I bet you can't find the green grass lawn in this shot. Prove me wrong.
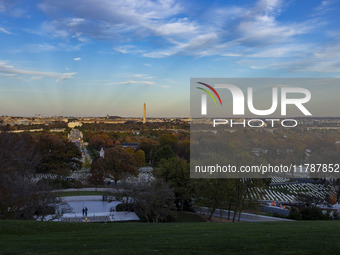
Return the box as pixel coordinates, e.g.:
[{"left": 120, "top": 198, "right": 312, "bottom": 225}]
[
  {"left": 172, "top": 211, "right": 206, "bottom": 222},
  {"left": 0, "top": 221, "right": 339, "bottom": 255}
]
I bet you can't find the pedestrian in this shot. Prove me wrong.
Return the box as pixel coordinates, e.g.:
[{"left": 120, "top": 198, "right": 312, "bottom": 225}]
[
  {"left": 82, "top": 207, "right": 85, "bottom": 216},
  {"left": 85, "top": 207, "right": 88, "bottom": 216}
]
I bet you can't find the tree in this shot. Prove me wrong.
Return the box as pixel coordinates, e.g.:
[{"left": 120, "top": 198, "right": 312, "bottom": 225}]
[
  {"left": 0, "top": 132, "right": 59, "bottom": 220},
  {"left": 329, "top": 178, "right": 340, "bottom": 203},
  {"left": 91, "top": 146, "right": 138, "bottom": 184},
  {"left": 156, "top": 156, "right": 192, "bottom": 211},
  {"left": 135, "top": 149, "right": 146, "bottom": 167},
  {"left": 83, "top": 155, "right": 91, "bottom": 170},
  {"left": 194, "top": 179, "right": 234, "bottom": 220},
  {"left": 88, "top": 133, "right": 113, "bottom": 150},
  {"left": 118, "top": 178, "right": 175, "bottom": 223},
  {"left": 152, "top": 145, "right": 176, "bottom": 166},
  {"left": 125, "top": 147, "right": 135, "bottom": 155},
  {"left": 230, "top": 179, "right": 268, "bottom": 222},
  {"left": 88, "top": 159, "right": 105, "bottom": 188},
  {"left": 159, "top": 134, "right": 178, "bottom": 152},
  {"left": 35, "top": 134, "right": 82, "bottom": 175},
  {"left": 139, "top": 138, "right": 155, "bottom": 165}
]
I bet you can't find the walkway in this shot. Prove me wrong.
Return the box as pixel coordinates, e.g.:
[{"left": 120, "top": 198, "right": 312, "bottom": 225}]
[{"left": 196, "top": 207, "right": 294, "bottom": 222}]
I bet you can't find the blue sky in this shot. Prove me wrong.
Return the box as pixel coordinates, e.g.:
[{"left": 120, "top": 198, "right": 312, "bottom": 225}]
[{"left": 0, "top": 0, "right": 340, "bottom": 117}]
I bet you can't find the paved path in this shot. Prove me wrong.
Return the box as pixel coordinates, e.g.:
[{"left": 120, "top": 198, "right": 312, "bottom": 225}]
[
  {"left": 62, "top": 216, "right": 111, "bottom": 222},
  {"left": 196, "top": 207, "right": 294, "bottom": 222},
  {"left": 57, "top": 196, "right": 140, "bottom": 222},
  {"left": 52, "top": 187, "right": 121, "bottom": 193}
]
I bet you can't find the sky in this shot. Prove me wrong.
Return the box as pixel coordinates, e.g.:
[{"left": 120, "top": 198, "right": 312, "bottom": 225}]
[{"left": 0, "top": 0, "right": 340, "bottom": 117}]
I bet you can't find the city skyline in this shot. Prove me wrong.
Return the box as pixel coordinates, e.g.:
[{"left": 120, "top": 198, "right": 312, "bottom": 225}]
[{"left": 1, "top": 0, "right": 340, "bottom": 117}]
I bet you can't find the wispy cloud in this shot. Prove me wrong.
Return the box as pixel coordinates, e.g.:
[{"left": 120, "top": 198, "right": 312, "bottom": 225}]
[
  {"left": 119, "top": 80, "right": 155, "bottom": 86},
  {"left": 88, "top": 74, "right": 173, "bottom": 89},
  {"left": 131, "top": 74, "right": 154, "bottom": 79},
  {"left": 245, "top": 34, "right": 340, "bottom": 73},
  {"left": 0, "top": 27, "right": 11, "bottom": 34},
  {"left": 17, "top": 0, "right": 337, "bottom": 73},
  {"left": 0, "top": 0, "right": 29, "bottom": 18},
  {"left": 25, "top": 43, "right": 57, "bottom": 52},
  {"left": 313, "top": 0, "right": 336, "bottom": 16},
  {"left": 0, "top": 60, "right": 76, "bottom": 81},
  {"left": 73, "top": 57, "right": 81, "bottom": 61},
  {"left": 0, "top": 72, "right": 19, "bottom": 78},
  {"left": 37, "top": 0, "right": 326, "bottom": 58},
  {"left": 113, "top": 45, "right": 144, "bottom": 55}
]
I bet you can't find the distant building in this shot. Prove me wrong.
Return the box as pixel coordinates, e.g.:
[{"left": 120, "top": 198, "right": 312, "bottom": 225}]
[
  {"left": 121, "top": 143, "right": 139, "bottom": 150},
  {"left": 68, "top": 129, "right": 83, "bottom": 140},
  {"left": 50, "top": 128, "right": 66, "bottom": 132},
  {"left": 68, "top": 121, "right": 82, "bottom": 128},
  {"left": 143, "top": 103, "right": 146, "bottom": 124}
]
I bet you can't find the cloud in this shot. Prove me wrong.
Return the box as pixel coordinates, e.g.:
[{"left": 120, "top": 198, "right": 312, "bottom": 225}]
[
  {"left": 0, "top": 27, "right": 11, "bottom": 34},
  {"left": 247, "top": 44, "right": 313, "bottom": 58},
  {"left": 25, "top": 43, "right": 57, "bottom": 52},
  {"left": 313, "top": 0, "right": 336, "bottom": 16},
  {"left": 35, "top": 0, "right": 339, "bottom": 74},
  {"left": 131, "top": 74, "right": 153, "bottom": 79},
  {"left": 0, "top": 72, "right": 19, "bottom": 78},
  {"left": 39, "top": 0, "right": 190, "bottom": 41},
  {"left": 119, "top": 80, "right": 155, "bottom": 86},
  {"left": 73, "top": 57, "right": 81, "bottom": 61},
  {"left": 0, "top": 0, "right": 29, "bottom": 18},
  {"left": 31, "top": 76, "right": 44, "bottom": 80},
  {"left": 113, "top": 45, "right": 144, "bottom": 54},
  {"left": 0, "top": 60, "right": 76, "bottom": 81},
  {"left": 243, "top": 34, "right": 340, "bottom": 73},
  {"left": 0, "top": 0, "right": 10, "bottom": 12}
]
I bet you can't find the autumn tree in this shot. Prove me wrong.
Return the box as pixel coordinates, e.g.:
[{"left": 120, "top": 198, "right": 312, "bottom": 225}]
[
  {"left": 88, "top": 158, "right": 106, "bottom": 188},
  {"left": 159, "top": 134, "right": 178, "bottom": 152},
  {"left": 35, "top": 134, "right": 82, "bottom": 175},
  {"left": 88, "top": 133, "right": 113, "bottom": 150},
  {"left": 83, "top": 155, "right": 91, "bottom": 170},
  {"left": 90, "top": 146, "right": 138, "bottom": 184},
  {"left": 139, "top": 138, "right": 156, "bottom": 165},
  {"left": 135, "top": 149, "right": 146, "bottom": 167}
]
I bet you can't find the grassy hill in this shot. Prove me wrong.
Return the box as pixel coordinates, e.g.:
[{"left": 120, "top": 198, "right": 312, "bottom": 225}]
[{"left": 1, "top": 220, "right": 340, "bottom": 254}]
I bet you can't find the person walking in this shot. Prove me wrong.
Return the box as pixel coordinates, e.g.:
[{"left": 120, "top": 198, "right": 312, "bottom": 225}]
[{"left": 85, "top": 207, "right": 88, "bottom": 216}]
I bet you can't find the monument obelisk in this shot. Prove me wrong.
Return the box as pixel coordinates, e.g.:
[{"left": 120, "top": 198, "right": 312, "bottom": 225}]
[{"left": 143, "top": 103, "right": 146, "bottom": 124}]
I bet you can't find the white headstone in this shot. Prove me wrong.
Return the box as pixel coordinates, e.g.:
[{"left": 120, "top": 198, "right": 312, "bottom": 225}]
[{"left": 99, "top": 148, "right": 105, "bottom": 158}]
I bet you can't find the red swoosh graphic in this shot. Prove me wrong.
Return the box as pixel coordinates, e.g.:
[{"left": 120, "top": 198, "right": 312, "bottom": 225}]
[{"left": 197, "top": 82, "right": 222, "bottom": 106}]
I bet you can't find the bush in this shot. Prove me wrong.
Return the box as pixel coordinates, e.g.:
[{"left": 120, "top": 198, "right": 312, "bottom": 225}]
[
  {"left": 48, "top": 178, "right": 83, "bottom": 189},
  {"left": 289, "top": 206, "right": 331, "bottom": 220},
  {"left": 272, "top": 212, "right": 282, "bottom": 218},
  {"left": 116, "top": 203, "right": 134, "bottom": 212},
  {"left": 300, "top": 207, "right": 331, "bottom": 220},
  {"left": 289, "top": 207, "right": 301, "bottom": 220}
]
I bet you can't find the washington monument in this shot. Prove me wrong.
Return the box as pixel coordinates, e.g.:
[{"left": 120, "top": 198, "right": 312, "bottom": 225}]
[{"left": 143, "top": 103, "right": 146, "bottom": 124}]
